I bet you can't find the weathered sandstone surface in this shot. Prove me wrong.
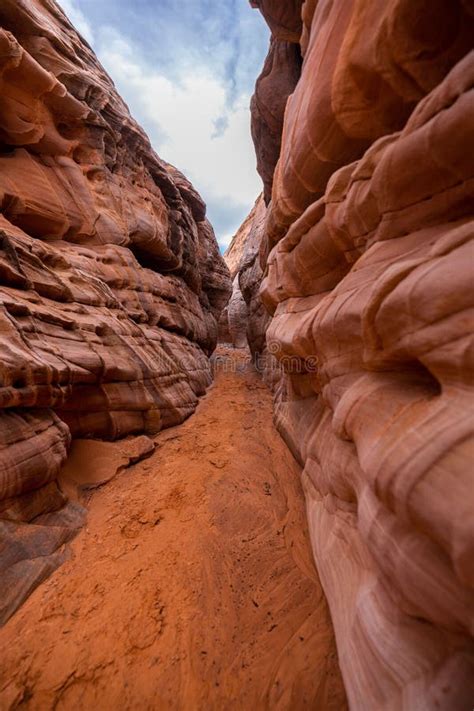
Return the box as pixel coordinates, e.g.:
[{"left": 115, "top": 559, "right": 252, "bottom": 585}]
[
  {"left": 224, "top": 277, "right": 248, "bottom": 349},
  {"left": 219, "top": 197, "right": 274, "bottom": 378},
  {"left": 249, "top": 1, "right": 474, "bottom": 709},
  {"left": 219, "top": 202, "right": 257, "bottom": 349},
  {"left": 249, "top": 1, "right": 302, "bottom": 204},
  {"left": 218, "top": 214, "right": 250, "bottom": 349},
  {"left": 0, "top": 0, "right": 230, "bottom": 624},
  {"left": 251, "top": 39, "right": 301, "bottom": 204}
]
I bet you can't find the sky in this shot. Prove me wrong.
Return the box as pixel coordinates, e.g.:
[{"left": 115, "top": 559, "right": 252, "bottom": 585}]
[{"left": 58, "top": 0, "right": 269, "bottom": 252}]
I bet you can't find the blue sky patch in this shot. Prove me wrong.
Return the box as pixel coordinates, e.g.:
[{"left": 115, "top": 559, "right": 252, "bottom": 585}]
[{"left": 59, "top": 0, "right": 269, "bottom": 251}]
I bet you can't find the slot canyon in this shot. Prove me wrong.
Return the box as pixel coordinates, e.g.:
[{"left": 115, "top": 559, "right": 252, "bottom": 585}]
[{"left": 0, "top": 1, "right": 473, "bottom": 709}]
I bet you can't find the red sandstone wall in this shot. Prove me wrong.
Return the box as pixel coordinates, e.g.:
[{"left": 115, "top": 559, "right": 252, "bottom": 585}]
[
  {"left": 0, "top": 0, "right": 231, "bottom": 624},
  {"left": 249, "top": 1, "right": 474, "bottom": 708}
]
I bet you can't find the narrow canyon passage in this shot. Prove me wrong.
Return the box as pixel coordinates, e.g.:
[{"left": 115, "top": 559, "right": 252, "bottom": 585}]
[{"left": 0, "top": 348, "right": 346, "bottom": 711}]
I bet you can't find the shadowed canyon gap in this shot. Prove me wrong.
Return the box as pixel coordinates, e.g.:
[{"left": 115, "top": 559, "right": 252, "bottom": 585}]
[{"left": 1, "top": 1, "right": 474, "bottom": 710}]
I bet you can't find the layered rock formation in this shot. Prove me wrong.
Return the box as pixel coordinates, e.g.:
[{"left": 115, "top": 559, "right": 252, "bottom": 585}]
[
  {"left": 0, "top": 0, "right": 230, "bottom": 624},
  {"left": 218, "top": 212, "right": 251, "bottom": 349},
  {"left": 251, "top": 39, "right": 301, "bottom": 203},
  {"left": 220, "top": 196, "right": 284, "bottom": 389},
  {"left": 236, "top": 196, "right": 268, "bottom": 360},
  {"left": 250, "top": 2, "right": 302, "bottom": 204},
  {"left": 249, "top": 1, "right": 474, "bottom": 709},
  {"left": 219, "top": 202, "right": 256, "bottom": 349}
]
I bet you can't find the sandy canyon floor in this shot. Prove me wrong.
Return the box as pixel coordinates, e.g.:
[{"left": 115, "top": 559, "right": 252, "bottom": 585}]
[{"left": 0, "top": 348, "right": 346, "bottom": 710}]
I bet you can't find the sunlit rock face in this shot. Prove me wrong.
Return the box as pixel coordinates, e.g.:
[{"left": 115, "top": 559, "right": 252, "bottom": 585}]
[
  {"left": 0, "top": 0, "right": 231, "bottom": 624},
  {"left": 250, "top": 1, "right": 474, "bottom": 708}
]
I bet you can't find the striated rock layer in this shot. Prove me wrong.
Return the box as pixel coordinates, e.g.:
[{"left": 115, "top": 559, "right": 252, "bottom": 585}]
[
  {"left": 251, "top": 39, "right": 301, "bottom": 204},
  {"left": 0, "top": 0, "right": 231, "bottom": 624},
  {"left": 249, "top": 1, "right": 474, "bottom": 709},
  {"left": 219, "top": 202, "right": 256, "bottom": 350},
  {"left": 217, "top": 210, "right": 252, "bottom": 349}
]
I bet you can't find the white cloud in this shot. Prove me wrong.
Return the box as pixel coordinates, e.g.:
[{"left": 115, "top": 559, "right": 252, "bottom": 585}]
[
  {"left": 218, "top": 233, "right": 234, "bottom": 253},
  {"left": 96, "top": 29, "right": 261, "bottom": 216},
  {"left": 58, "top": 0, "right": 94, "bottom": 44},
  {"left": 56, "top": 5, "right": 264, "bottom": 251}
]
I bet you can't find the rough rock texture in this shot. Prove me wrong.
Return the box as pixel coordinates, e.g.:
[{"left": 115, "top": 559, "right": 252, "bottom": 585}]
[
  {"left": 218, "top": 205, "right": 256, "bottom": 349},
  {"left": 250, "top": 1, "right": 303, "bottom": 43},
  {"left": 251, "top": 38, "right": 301, "bottom": 203},
  {"left": 219, "top": 197, "right": 268, "bottom": 358},
  {"left": 220, "top": 197, "right": 282, "bottom": 387},
  {"left": 0, "top": 348, "right": 347, "bottom": 710},
  {"left": 59, "top": 436, "right": 156, "bottom": 499},
  {"left": 236, "top": 197, "right": 280, "bottom": 388},
  {"left": 217, "top": 210, "right": 251, "bottom": 348},
  {"left": 265, "top": 0, "right": 474, "bottom": 245},
  {"left": 225, "top": 276, "right": 248, "bottom": 349},
  {"left": 248, "top": 2, "right": 302, "bottom": 204},
  {"left": 0, "top": 0, "right": 230, "bottom": 624},
  {"left": 249, "top": 1, "right": 474, "bottom": 709}
]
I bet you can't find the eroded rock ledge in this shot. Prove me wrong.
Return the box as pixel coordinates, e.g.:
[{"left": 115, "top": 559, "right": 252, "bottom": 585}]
[
  {"left": 0, "top": 0, "right": 231, "bottom": 624},
  {"left": 246, "top": 1, "right": 474, "bottom": 709}
]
